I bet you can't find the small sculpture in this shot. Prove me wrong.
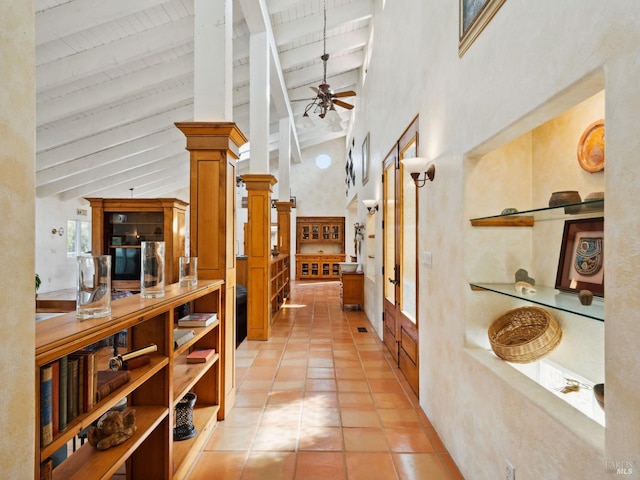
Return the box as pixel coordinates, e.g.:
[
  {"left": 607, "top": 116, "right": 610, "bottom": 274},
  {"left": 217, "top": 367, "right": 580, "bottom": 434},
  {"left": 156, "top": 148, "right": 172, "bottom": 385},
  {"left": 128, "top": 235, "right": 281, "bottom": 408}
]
[
  {"left": 88, "top": 409, "right": 137, "bottom": 451},
  {"left": 579, "top": 289, "right": 593, "bottom": 306},
  {"left": 514, "top": 269, "right": 535, "bottom": 286},
  {"left": 515, "top": 281, "right": 536, "bottom": 294}
]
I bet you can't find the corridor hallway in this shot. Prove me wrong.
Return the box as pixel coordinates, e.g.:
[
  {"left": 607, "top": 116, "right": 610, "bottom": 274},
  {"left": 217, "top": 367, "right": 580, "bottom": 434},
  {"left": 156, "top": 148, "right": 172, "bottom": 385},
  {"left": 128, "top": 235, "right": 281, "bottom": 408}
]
[{"left": 186, "top": 281, "right": 463, "bottom": 480}]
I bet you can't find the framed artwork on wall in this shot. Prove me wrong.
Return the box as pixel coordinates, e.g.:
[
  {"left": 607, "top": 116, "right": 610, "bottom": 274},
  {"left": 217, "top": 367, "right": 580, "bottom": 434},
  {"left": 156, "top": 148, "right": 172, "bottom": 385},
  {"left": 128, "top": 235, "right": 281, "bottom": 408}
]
[
  {"left": 362, "top": 133, "right": 370, "bottom": 186},
  {"left": 459, "top": 0, "right": 507, "bottom": 57},
  {"left": 555, "top": 217, "right": 605, "bottom": 297}
]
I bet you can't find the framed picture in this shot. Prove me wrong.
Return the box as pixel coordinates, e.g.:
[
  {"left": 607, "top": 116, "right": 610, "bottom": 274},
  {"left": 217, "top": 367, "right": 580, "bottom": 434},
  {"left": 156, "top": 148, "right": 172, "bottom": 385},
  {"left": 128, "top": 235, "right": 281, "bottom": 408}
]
[
  {"left": 555, "top": 217, "right": 604, "bottom": 297},
  {"left": 362, "top": 133, "right": 370, "bottom": 186},
  {"left": 459, "top": 0, "right": 507, "bottom": 57}
]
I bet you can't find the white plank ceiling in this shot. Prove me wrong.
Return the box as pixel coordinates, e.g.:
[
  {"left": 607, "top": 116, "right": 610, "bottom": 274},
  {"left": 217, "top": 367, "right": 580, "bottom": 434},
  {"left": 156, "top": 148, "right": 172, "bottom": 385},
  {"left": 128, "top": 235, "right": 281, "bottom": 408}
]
[{"left": 35, "top": 0, "right": 376, "bottom": 199}]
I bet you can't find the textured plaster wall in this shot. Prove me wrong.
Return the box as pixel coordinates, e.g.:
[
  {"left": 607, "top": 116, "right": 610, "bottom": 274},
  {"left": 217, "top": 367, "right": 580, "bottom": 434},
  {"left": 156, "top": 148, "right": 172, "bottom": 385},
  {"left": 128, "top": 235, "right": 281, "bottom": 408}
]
[
  {"left": 35, "top": 197, "right": 89, "bottom": 293},
  {"left": 0, "top": 2, "right": 35, "bottom": 478},
  {"left": 290, "top": 139, "right": 346, "bottom": 217},
  {"left": 348, "top": 0, "right": 640, "bottom": 478}
]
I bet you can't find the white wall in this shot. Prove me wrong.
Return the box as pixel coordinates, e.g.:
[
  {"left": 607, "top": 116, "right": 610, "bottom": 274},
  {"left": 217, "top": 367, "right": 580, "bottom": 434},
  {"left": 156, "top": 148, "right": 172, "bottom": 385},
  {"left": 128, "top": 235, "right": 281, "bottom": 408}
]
[
  {"left": 35, "top": 197, "right": 89, "bottom": 293},
  {"left": 291, "top": 139, "right": 346, "bottom": 217},
  {"left": 0, "top": 2, "right": 35, "bottom": 477},
  {"left": 348, "top": 0, "right": 640, "bottom": 478}
]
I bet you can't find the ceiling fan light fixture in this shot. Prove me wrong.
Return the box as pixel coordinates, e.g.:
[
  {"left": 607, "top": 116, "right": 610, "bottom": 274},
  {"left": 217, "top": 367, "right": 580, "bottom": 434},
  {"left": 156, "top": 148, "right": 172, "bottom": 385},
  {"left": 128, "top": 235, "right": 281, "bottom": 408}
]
[
  {"left": 295, "top": 0, "right": 356, "bottom": 125},
  {"left": 326, "top": 106, "right": 340, "bottom": 124},
  {"left": 302, "top": 112, "right": 315, "bottom": 128}
]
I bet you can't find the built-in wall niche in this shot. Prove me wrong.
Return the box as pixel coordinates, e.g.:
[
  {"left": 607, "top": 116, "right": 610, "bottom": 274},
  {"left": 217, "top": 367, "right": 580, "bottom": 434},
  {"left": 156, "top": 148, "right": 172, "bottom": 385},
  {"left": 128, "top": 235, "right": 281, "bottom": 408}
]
[{"left": 464, "top": 90, "right": 605, "bottom": 426}]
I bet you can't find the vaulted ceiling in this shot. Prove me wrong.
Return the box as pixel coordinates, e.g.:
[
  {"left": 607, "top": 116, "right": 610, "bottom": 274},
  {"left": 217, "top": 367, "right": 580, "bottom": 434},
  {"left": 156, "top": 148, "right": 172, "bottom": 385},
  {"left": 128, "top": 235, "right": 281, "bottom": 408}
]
[{"left": 35, "top": 0, "right": 376, "bottom": 200}]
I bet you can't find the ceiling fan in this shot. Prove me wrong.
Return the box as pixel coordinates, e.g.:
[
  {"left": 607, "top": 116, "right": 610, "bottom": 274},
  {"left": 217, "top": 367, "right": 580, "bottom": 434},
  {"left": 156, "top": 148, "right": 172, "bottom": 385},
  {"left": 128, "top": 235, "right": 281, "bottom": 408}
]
[{"left": 294, "top": 0, "right": 356, "bottom": 128}]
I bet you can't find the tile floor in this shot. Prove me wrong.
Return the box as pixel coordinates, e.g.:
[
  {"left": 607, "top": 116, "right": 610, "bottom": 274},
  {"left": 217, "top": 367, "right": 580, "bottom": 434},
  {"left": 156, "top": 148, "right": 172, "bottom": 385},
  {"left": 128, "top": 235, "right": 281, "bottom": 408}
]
[{"left": 186, "top": 281, "right": 464, "bottom": 480}]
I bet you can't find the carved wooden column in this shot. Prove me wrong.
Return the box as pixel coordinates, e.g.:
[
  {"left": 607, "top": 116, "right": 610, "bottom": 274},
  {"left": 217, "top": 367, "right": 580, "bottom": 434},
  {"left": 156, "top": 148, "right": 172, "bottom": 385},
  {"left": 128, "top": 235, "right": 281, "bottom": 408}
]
[
  {"left": 275, "top": 201, "right": 293, "bottom": 255},
  {"left": 175, "top": 121, "right": 247, "bottom": 417},
  {"left": 242, "top": 174, "right": 277, "bottom": 340}
]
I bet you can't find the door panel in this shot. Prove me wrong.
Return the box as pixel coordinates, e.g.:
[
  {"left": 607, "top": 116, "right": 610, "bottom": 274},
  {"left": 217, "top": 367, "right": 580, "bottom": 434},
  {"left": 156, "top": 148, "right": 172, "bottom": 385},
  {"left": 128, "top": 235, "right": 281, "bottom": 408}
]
[
  {"left": 397, "top": 122, "right": 420, "bottom": 395},
  {"left": 383, "top": 298, "right": 398, "bottom": 359},
  {"left": 400, "top": 325, "right": 418, "bottom": 364},
  {"left": 382, "top": 148, "right": 399, "bottom": 361}
]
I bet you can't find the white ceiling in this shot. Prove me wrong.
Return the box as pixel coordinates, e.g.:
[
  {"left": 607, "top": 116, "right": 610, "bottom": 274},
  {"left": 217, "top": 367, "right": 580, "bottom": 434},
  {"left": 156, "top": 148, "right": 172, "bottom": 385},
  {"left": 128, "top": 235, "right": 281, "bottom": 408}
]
[{"left": 35, "top": 0, "right": 376, "bottom": 200}]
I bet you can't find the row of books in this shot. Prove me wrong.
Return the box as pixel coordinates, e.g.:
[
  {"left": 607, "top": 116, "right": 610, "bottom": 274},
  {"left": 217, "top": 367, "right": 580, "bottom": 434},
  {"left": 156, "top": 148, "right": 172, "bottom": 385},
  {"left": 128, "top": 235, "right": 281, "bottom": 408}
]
[{"left": 40, "top": 352, "right": 131, "bottom": 447}]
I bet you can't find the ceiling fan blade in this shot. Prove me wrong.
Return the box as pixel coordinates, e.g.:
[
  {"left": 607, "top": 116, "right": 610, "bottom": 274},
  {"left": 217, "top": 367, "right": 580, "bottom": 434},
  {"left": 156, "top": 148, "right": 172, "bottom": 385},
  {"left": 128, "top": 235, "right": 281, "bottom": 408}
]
[
  {"left": 332, "top": 90, "right": 356, "bottom": 98},
  {"left": 333, "top": 99, "right": 354, "bottom": 110},
  {"left": 310, "top": 86, "right": 319, "bottom": 94}
]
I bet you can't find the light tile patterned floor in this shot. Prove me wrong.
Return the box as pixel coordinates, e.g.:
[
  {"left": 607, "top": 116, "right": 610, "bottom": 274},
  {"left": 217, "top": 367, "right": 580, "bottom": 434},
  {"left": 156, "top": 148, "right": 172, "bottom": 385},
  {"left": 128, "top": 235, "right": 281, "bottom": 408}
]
[{"left": 186, "top": 281, "right": 463, "bottom": 480}]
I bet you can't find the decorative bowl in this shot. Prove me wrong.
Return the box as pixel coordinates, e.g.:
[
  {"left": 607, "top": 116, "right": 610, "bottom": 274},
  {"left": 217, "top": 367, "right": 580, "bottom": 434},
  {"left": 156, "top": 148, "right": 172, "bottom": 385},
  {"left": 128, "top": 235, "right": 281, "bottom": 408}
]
[
  {"left": 338, "top": 262, "right": 359, "bottom": 273},
  {"left": 593, "top": 383, "right": 604, "bottom": 410},
  {"left": 582, "top": 191, "right": 604, "bottom": 211},
  {"left": 548, "top": 191, "right": 582, "bottom": 214}
]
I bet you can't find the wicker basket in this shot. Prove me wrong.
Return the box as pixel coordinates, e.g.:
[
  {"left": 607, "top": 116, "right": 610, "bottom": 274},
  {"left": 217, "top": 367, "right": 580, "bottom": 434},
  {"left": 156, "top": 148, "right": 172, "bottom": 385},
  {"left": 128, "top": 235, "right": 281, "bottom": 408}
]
[{"left": 488, "top": 306, "right": 562, "bottom": 363}]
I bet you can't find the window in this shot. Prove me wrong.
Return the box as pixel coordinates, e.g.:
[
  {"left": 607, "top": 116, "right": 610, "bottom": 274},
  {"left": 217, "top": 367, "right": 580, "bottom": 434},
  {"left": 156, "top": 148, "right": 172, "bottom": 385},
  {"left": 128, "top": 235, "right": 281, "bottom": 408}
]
[{"left": 67, "top": 220, "right": 91, "bottom": 257}]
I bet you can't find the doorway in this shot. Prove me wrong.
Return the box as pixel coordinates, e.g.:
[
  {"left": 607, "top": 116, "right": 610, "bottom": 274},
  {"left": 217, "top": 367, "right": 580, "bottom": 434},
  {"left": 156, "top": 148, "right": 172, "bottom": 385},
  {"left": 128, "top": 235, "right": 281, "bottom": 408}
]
[{"left": 382, "top": 116, "right": 420, "bottom": 395}]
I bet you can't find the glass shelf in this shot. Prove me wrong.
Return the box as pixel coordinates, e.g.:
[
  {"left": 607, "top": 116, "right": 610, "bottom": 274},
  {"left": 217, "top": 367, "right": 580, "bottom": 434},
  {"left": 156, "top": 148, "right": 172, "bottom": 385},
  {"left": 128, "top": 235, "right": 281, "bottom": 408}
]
[
  {"left": 470, "top": 199, "right": 603, "bottom": 226},
  {"left": 470, "top": 283, "right": 604, "bottom": 321}
]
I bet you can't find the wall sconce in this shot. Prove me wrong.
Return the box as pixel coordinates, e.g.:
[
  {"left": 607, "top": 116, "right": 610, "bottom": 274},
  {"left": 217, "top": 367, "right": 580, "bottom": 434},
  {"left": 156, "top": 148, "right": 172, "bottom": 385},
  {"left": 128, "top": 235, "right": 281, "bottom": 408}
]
[
  {"left": 51, "top": 227, "right": 64, "bottom": 236},
  {"left": 401, "top": 157, "right": 436, "bottom": 188},
  {"left": 362, "top": 199, "right": 378, "bottom": 215}
]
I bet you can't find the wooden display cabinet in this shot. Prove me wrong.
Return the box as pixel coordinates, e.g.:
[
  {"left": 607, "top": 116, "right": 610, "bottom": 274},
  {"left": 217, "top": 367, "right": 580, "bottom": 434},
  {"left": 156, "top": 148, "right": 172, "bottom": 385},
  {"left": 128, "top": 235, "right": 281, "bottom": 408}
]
[
  {"left": 295, "top": 216, "right": 345, "bottom": 280},
  {"left": 87, "top": 198, "right": 188, "bottom": 291},
  {"left": 35, "top": 280, "right": 224, "bottom": 480},
  {"left": 296, "top": 254, "right": 346, "bottom": 280}
]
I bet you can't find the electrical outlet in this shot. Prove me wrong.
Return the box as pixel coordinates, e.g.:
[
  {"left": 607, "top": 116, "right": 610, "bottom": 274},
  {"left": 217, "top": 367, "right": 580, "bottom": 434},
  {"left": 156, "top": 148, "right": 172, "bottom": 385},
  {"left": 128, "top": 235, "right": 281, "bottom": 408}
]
[{"left": 506, "top": 460, "right": 516, "bottom": 480}]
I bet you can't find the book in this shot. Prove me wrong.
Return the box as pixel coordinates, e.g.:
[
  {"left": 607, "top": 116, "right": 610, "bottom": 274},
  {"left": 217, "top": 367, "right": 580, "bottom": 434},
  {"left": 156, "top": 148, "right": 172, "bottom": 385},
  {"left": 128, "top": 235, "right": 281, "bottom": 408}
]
[
  {"left": 71, "top": 350, "right": 97, "bottom": 413},
  {"left": 67, "top": 357, "right": 79, "bottom": 421},
  {"left": 174, "top": 328, "right": 196, "bottom": 349},
  {"left": 177, "top": 313, "right": 217, "bottom": 328},
  {"left": 40, "top": 365, "right": 53, "bottom": 447},
  {"left": 186, "top": 348, "right": 216, "bottom": 364},
  {"left": 75, "top": 353, "right": 84, "bottom": 416},
  {"left": 123, "top": 355, "right": 151, "bottom": 370},
  {"left": 58, "top": 356, "right": 68, "bottom": 431},
  {"left": 96, "top": 370, "right": 131, "bottom": 402},
  {"left": 40, "top": 457, "right": 53, "bottom": 480},
  {"left": 51, "top": 361, "right": 59, "bottom": 437}
]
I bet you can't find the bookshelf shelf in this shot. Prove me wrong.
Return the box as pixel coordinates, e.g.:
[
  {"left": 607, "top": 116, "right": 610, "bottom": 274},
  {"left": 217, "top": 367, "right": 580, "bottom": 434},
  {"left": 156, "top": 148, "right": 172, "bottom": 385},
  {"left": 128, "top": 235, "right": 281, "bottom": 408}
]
[
  {"left": 51, "top": 405, "right": 168, "bottom": 480},
  {"left": 35, "top": 280, "right": 224, "bottom": 480}
]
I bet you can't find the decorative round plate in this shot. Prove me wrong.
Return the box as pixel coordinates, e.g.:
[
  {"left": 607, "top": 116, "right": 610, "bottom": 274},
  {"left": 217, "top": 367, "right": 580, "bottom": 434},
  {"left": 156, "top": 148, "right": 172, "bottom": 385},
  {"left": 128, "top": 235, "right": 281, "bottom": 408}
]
[{"left": 577, "top": 120, "right": 605, "bottom": 173}]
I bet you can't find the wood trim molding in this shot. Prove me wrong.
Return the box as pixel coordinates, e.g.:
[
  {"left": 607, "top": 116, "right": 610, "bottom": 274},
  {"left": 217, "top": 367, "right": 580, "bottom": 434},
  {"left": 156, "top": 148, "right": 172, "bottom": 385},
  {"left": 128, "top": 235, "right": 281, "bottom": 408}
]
[{"left": 174, "top": 122, "right": 248, "bottom": 158}]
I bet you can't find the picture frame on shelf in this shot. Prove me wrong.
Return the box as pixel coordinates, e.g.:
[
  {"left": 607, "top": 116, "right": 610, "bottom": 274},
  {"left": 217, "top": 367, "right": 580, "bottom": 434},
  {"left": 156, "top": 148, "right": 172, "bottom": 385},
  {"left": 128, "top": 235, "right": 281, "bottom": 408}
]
[
  {"left": 555, "top": 217, "right": 604, "bottom": 297},
  {"left": 459, "top": 0, "right": 507, "bottom": 57},
  {"left": 362, "top": 133, "right": 370, "bottom": 186}
]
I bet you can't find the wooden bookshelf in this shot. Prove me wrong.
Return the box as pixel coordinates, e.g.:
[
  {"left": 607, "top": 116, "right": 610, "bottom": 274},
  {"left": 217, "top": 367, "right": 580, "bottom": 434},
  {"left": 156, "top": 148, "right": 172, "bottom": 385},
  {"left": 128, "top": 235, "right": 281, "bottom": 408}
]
[
  {"left": 270, "top": 254, "right": 290, "bottom": 319},
  {"left": 35, "top": 280, "right": 224, "bottom": 480}
]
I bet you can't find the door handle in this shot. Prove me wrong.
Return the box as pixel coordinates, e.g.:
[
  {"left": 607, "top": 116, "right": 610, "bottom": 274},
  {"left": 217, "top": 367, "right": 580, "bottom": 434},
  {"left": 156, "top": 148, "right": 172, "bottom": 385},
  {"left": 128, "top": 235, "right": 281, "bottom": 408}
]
[{"left": 388, "top": 277, "right": 398, "bottom": 285}]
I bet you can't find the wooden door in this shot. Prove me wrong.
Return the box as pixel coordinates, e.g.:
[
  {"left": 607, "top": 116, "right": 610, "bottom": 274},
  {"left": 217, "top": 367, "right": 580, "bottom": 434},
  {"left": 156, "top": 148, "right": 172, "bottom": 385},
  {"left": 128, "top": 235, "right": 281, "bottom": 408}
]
[
  {"left": 397, "top": 118, "right": 420, "bottom": 394},
  {"left": 382, "top": 116, "right": 421, "bottom": 395},
  {"left": 382, "top": 146, "right": 400, "bottom": 361}
]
